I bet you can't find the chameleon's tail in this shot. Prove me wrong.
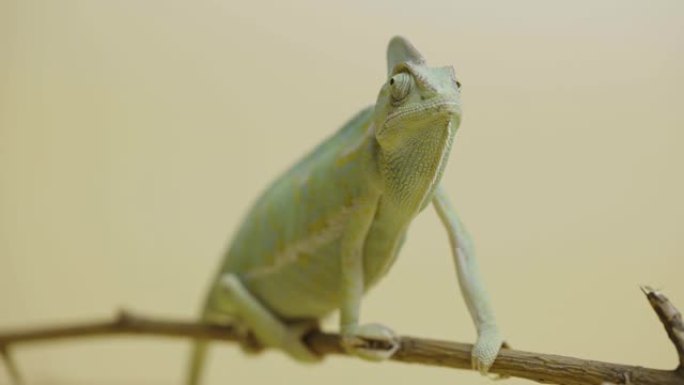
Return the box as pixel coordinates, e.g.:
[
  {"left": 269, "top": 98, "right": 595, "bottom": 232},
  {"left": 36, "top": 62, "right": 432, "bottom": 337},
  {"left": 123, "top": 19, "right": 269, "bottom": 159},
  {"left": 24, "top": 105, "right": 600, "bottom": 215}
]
[
  {"left": 186, "top": 337, "right": 209, "bottom": 385},
  {"left": 187, "top": 291, "right": 216, "bottom": 385}
]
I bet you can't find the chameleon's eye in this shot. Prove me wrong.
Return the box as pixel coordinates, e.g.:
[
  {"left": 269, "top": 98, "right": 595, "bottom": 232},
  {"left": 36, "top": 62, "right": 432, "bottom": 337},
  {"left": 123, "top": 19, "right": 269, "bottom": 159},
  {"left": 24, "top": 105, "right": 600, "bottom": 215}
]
[{"left": 389, "top": 72, "right": 412, "bottom": 102}]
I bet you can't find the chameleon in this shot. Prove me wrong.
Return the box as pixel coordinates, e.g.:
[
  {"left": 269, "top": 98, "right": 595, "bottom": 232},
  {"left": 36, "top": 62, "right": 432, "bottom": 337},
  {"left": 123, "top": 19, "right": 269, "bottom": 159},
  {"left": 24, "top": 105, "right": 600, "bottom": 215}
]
[{"left": 187, "top": 36, "right": 504, "bottom": 384}]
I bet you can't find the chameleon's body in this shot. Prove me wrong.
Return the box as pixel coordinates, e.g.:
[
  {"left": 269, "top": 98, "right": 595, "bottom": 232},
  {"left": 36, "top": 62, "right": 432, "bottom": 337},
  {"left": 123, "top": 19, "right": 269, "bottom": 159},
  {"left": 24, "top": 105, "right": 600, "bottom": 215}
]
[
  {"left": 214, "top": 107, "right": 392, "bottom": 319},
  {"left": 188, "top": 37, "right": 503, "bottom": 385}
]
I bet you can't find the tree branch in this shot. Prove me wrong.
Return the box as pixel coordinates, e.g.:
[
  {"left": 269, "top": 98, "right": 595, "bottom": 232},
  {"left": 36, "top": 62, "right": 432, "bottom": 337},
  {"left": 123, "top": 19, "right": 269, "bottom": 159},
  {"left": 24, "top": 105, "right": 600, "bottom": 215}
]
[
  {"left": 642, "top": 286, "right": 684, "bottom": 372},
  {"left": 0, "top": 345, "right": 23, "bottom": 385},
  {"left": 1, "top": 289, "right": 683, "bottom": 385}
]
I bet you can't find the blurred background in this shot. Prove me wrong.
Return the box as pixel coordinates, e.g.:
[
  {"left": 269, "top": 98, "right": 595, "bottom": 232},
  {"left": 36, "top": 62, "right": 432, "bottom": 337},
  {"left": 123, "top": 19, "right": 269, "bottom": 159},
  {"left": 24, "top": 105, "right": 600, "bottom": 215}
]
[{"left": 1, "top": 0, "right": 683, "bottom": 384}]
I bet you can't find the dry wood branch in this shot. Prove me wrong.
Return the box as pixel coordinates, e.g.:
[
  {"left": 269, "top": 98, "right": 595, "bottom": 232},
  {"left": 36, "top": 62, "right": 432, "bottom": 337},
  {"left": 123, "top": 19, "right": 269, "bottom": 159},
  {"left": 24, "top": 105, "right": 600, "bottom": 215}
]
[
  {"left": 1, "top": 290, "right": 683, "bottom": 385},
  {"left": 0, "top": 345, "right": 23, "bottom": 385},
  {"left": 642, "top": 286, "right": 684, "bottom": 372}
]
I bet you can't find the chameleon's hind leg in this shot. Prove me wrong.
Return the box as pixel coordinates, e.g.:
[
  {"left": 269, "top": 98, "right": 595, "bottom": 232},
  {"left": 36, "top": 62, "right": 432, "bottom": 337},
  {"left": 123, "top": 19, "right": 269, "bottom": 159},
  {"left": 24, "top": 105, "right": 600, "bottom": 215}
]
[
  {"left": 219, "top": 273, "right": 321, "bottom": 362},
  {"left": 203, "top": 314, "right": 263, "bottom": 355}
]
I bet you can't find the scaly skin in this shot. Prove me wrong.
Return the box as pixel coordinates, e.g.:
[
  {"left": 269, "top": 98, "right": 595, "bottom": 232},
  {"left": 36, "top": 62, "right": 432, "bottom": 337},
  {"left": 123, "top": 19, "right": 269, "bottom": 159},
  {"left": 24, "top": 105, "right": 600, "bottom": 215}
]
[{"left": 187, "top": 36, "right": 504, "bottom": 385}]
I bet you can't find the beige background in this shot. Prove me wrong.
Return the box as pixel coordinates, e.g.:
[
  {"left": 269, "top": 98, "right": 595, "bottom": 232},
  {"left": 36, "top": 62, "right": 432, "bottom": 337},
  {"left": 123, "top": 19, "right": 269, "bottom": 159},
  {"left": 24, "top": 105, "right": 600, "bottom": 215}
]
[{"left": 1, "top": 0, "right": 683, "bottom": 384}]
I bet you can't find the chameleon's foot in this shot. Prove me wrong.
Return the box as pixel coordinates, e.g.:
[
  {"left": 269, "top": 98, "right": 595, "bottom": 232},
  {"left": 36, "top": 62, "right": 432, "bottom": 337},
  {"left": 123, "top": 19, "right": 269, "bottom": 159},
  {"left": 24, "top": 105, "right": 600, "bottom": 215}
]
[
  {"left": 233, "top": 323, "right": 264, "bottom": 355},
  {"left": 280, "top": 322, "right": 322, "bottom": 363},
  {"left": 471, "top": 326, "right": 504, "bottom": 374},
  {"left": 341, "top": 323, "right": 400, "bottom": 361}
]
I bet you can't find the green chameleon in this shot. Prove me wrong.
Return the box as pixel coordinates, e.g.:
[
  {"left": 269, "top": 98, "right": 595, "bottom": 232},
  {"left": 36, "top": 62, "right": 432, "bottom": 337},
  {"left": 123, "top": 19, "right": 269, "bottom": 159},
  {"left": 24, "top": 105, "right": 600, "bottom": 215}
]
[{"left": 188, "top": 36, "right": 504, "bottom": 384}]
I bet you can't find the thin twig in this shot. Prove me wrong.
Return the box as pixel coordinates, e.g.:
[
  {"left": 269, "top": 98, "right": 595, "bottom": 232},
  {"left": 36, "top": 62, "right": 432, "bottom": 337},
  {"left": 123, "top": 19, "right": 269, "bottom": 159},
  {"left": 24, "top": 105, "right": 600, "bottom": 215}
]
[
  {"left": 642, "top": 286, "right": 684, "bottom": 372},
  {"left": 1, "top": 292, "right": 683, "bottom": 385},
  {"left": 0, "top": 346, "right": 23, "bottom": 385}
]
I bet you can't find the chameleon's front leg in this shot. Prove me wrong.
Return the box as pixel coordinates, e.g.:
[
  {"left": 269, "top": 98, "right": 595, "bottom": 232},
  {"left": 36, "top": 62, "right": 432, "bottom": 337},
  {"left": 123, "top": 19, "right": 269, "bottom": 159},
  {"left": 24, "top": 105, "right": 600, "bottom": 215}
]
[
  {"left": 339, "top": 200, "right": 400, "bottom": 361},
  {"left": 433, "top": 185, "right": 505, "bottom": 374}
]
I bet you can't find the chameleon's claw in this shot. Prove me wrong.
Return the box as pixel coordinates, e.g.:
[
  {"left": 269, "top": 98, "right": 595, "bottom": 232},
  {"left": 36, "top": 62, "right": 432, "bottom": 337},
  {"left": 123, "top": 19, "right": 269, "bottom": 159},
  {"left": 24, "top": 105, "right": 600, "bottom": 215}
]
[
  {"left": 471, "top": 326, "right": 504, "bottom": 375},
  {"left": 341, "top": 323, "right": 400, "bottom": 361}
]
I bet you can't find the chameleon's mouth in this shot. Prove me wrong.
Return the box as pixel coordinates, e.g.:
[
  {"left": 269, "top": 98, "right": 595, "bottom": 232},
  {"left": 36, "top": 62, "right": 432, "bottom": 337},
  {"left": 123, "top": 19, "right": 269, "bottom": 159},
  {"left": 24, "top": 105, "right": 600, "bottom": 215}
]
[{"left": 384, "top": 98, "right": 460, "bottom": 129}]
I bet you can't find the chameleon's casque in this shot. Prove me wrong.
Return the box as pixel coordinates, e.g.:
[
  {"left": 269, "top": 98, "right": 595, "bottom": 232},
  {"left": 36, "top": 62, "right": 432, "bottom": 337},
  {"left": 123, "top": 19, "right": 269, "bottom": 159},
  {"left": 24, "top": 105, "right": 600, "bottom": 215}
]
[{"left": 187, "top": 36, "right": 503, "bottom": 385}]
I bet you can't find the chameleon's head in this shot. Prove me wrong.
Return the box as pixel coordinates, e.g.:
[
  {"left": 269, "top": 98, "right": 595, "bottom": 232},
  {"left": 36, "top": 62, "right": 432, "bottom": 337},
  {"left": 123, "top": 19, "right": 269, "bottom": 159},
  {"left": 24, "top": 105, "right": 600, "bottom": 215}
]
[
  {"left": 374, "top": 36, "right": 462, "bottom": 149},
  {"left": 373, "top": 36, "right": 462, "bottom": 207}
]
